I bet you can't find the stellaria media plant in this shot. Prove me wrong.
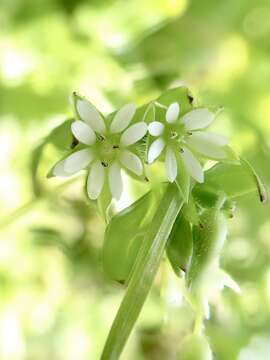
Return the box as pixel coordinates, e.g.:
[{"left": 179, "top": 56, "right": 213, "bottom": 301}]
[{"left": 48, "top": 87, "right": 267, "bottom": 359}]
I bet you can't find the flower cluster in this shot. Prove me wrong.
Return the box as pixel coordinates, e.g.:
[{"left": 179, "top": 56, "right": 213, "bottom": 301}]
[
  {"left": 52, "top": 94, "right": 229, "bottom": 200},
  {"left": 148, "top": 102, "right": 228, "bottom": 183}
]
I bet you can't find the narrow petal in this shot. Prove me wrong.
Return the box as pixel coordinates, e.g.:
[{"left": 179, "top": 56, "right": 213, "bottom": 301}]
[
  {"left": 165, "top": 148, "right": 177, "bottom": 182},
  {"left": 64, "top": 149, "right": 93, "bottom": 173},
  {"left": 148, "top": 121, "right": 164, "bottom": 136},
  {"left": 76, "top": 98, "right": 106, "bottom": 134},
  {"left": 194, "top": 132, "right": 229, "bottom": 146},
  {"left": 120, "top": 122, "right": 147, "bottom": 146},
  {"left": 183, "top": 109, "right": 215, "bottom": 130},
  {"left": 53, "top": 159, "right": 73, "bottom": 177},
  {"left": 87, "top": 161, "right": 105, "bottom": 199},
  {"left": 71, "top": 120, "right": 96, "bottom": 145},
  {"left": 181, "top": 147, "right": 204, "bottom": 183},
  {"left": 110, "top": 103, "right": 136, "bottom": 133},
  {"left": 148, "top": 138, "right": 165, "bottom": 164},
  {"left": 109, "top": 162, "right": 123, "bottom": 200},
  {"left": 186, "top": 132, "right": 228, "bottom": 159},
  {"left": 166, "top": 102, "right": 180, "bottom": 123},
  {"left": 120, "top": 150, "right": 143, "bottom": 176}
]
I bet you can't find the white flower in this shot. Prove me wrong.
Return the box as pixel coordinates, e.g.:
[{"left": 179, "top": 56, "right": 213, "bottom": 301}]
[
  {"left": 148, "top": 102, "right": 229, "bottom": 183},
  {"left": 52, "top": 96, "right": 147, "bottom": 200}
]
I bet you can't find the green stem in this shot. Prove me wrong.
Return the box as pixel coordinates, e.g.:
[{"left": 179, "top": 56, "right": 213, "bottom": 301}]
[
  {"left": 0, "top": 176, "right": 81, "bottom": 230},
  {"left": 101, "top": 183, "right": 183, "bottom": 360}
]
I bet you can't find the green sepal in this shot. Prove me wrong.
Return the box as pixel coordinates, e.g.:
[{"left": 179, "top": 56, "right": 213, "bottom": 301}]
[
  {"left": 166, "top": 215, "right": 193, "bottom": 276},
  {"left": 31, "top": 118, "right": 74, "bottom": 195},
  {"left": 186, "top": 194, "right": 227, "bottom": 290},
  {"left": 182, "top": 194, "right": 200, "bottom": 225},
  {"left": 97, "top": 174, "right": 113, "bottom": 222},
  {"left": 48, "top": 119, "right": 74, "bottom": 150},
  {"left": 240, "top": 157, "right": 267, "bottom": 203},
  {"left": 175, "top": 153, "right": 191, "bottom": 203}
]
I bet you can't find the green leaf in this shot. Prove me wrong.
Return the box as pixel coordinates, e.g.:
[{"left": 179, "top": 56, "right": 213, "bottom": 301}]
[
  {"left": 103, "top": 187, "right": 165, "bottom": 282},
  {"left": 195, "top": 161, "right": 266, "bottom": 202},
  {"left": 240, "top": 158, "right": 267, "bottom": 203},
  {"left": 186, "top": 195, "right": 227, "bottom": 290},
  {"left": 101, "top": 184, "right": 183, "bottom": 359},
  {"left": 167, "top": 215, "right": 193, "bottom": 276},
  {"left": 31, "top": 119, "right": 74, "bottom": 195}
]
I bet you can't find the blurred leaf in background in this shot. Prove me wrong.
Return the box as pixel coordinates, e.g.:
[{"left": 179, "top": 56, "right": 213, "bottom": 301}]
[{"left": 0, "top": 0, "right": 270, "bottom": 359}]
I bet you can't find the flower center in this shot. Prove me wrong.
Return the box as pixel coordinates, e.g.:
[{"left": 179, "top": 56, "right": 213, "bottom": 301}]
[
  {"left": 163, "top": 122, "right": 187, "bottom": 150},
  {"left": 96, "top": 135, "right": 120, "bottom": 167}
]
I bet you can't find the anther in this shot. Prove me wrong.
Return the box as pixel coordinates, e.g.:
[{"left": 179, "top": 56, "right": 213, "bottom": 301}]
[
  {"left": 71, "top": 137, "right": 79, "bottom": 149},
  {"left": 180, "top": 148, "right": 184, "bottom": 153},
  {"left": 113, "top": 145, "right": 119, "bottom": 149},
  {"left": 101, "top": 161, "right": 108, "bottom": 167},
  {"left": 98, "top": 135, "right": 105, "bottom": 141}
]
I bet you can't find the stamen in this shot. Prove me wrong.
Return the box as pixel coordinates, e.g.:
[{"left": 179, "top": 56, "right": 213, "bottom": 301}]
[
  {"left": 98, "top": 135, "right": 105, "bottom": 141},
  {"left": 179, "top": 148, "right": 184, "bottom": 153},
  {"left": 101, "top": 161, "right": 108, "bottom": 167},
  {"left": 113, "top": 145, "right": 119, "bottom": 149}
]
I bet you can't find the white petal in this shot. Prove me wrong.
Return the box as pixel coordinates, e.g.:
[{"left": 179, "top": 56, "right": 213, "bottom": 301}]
[
  {"left": 166, "top": 102, "right": 180, "bottom": 123},
  {"left": 148, "top": 121, "right": 164, "bottom": 136},
  {"left": 110, "top": 103, "right": 136, "bottom": 133},
  {"left": 53, "top": 159, "right": 73, "bottom": 177},
  {"left": 76, "top": 99, "right": 106, "bottom": 134},
  {"left": 186, "top": 132, "right": 228, "bottom": 159},
  {"left": 183, "top": 109, "right": 215, "bottom": 130},
  {"left": 87, "top": 161, "right": 105, "bottom": 199},
  {"left": 71, "top": 120, "right": 96, "bottom": 145},
  {"left": 165, "top": 148, "right": 177, "bottom": 182},
  {"left": 181, "top": 147, "right": 204, "bottom": 183},
  {"left": 196, "top": 132, "right": 229, "bottom": 146},
  {"left": 120, "top": 150, "right": 143, "bottom": 176},
  {"left": 64, "top": 149, "right": 93, "bottom": 173},
  {"left": 120, "top": 122, "right": 147, "bottom": 146},
  {"left": 109, "top": 162, "right": 123, "bottom": 200},
  {"left": 148, "top": 138, "right": 165, "bottom": 164}
]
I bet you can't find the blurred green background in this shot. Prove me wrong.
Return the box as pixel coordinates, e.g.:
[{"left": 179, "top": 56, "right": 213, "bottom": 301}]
[{"left": 0, "top": 0, "right": 270, "bottom": 359}]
